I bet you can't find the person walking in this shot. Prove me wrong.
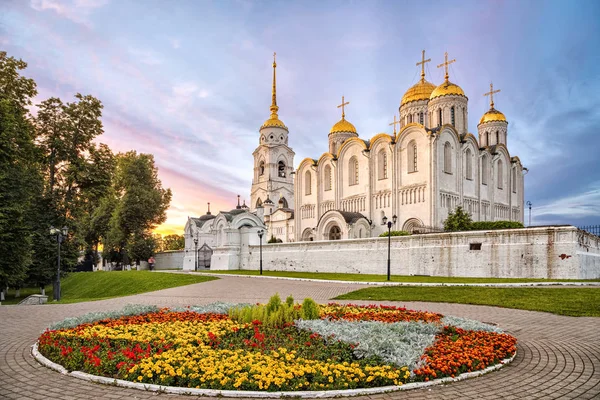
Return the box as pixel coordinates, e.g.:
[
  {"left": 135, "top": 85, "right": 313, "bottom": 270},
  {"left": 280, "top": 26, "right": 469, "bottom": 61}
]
[{"left": 148, "top": 256, "right": 155, "bottom": 271}]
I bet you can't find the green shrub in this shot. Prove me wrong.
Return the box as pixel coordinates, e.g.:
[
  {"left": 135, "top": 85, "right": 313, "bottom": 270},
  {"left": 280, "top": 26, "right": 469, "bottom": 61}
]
[
  {"left": 267, "top": 235, "right": 278, "bottom": 244},
  {"left": 285, "top": 295, "right": 294, "bottom": 307},
  {"left": 379, "top": 230, "right": 411, "bottom": 237},
  {"left": 470, "top": 221, "right": 524, "bottom": 230},
  {"left": 444, "top": 206, "right": 473, "bottom": 232},
  {"left": 266, "top": 293, "right": 282, "bottom": 314},
  {"left": 301, "top": 298, "right": 320, "bottom": 320}
]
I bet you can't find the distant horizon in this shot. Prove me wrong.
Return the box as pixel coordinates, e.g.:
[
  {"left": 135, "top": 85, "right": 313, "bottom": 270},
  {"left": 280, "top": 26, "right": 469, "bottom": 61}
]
[{"left": 3, "top": 0, "right": 599, "bottom": 235}]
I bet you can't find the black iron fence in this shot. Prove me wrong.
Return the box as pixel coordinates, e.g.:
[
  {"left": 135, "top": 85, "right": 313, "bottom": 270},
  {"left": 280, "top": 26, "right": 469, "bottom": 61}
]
[{"left": 578, "top": 225, "right": 600, "bottom": 237}]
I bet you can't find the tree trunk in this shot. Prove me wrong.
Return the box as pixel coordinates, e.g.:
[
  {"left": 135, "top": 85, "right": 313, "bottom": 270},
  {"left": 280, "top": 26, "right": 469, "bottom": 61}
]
[{"left": 15, "top": 289, "right": 20, "bottom": 298}]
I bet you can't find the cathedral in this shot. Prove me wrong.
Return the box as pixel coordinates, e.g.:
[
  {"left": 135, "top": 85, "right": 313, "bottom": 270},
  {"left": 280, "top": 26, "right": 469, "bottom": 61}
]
[
  {"left": 251, "top": 50, "right": 524, "bottom": 242},
  {"left": 185, "top": 50, "right": 525, "bottom": 253}
]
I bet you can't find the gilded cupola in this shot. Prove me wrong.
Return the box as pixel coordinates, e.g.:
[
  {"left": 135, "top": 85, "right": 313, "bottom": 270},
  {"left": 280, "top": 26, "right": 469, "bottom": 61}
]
[
  {"left": 329, "top": 96, "right": 357, "bottom": 134},
  {"left": 430, "top": 52, "right": 466, "bottom": 100},
  {"left": 477, "top": 82, "right": 508, "bottom": 147},
  {"left": 260, "top": 52, "right": 288, "bottom": 131},
  {"left": 479, "top": 83, "right": 507, "bottom": 125},
  {"left": 401, "top": 50, "right": 436, "bottom": 106}
]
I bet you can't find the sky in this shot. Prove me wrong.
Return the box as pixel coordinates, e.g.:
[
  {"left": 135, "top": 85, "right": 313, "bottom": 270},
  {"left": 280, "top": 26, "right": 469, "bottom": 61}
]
[{"left": 1, "top": 0, "right": 599, "bottom": 234}]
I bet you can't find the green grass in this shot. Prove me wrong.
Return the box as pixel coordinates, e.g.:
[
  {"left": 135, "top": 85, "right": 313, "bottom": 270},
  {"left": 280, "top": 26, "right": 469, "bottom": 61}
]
[
  {"left": 335, "top": 286, "right": 600, "bottom": 317},
  {"left": 1, "top": 271, "right": 217, "bottom": 305},
  {"left": 198, "top": 269, "right": 600, "bottom": 284}
]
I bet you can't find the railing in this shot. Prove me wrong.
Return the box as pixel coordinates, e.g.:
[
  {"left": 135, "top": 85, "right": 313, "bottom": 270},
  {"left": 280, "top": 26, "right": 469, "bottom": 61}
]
[{"left": 578, "top": 225, "right": 600, "bottom": 237}]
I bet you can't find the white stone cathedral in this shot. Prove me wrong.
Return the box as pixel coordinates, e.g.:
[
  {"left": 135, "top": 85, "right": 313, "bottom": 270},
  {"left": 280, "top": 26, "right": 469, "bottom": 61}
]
[
  {"left": 185, "top": 50, "right": 525, "bottom": 252},
  {"left": 253, "top": 51, "right": 525, "bottom": 242}
]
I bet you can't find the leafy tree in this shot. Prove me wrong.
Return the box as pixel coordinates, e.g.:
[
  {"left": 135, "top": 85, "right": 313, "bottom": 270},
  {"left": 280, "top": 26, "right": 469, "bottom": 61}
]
[
  {"left": 0, "top": 51, "right": 40, "bottom": 297},
  {"left": 161, "top": 234, "right": 185, "bottom": 251},
  {"left": 444, "top": 206, "right": 473, "bottom": 232}
]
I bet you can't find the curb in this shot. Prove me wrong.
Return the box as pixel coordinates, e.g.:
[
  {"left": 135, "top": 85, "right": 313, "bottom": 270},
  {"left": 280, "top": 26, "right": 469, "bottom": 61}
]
[
  {"left": 174, "top": 271, "right": 600, "bottom": 287},
  {"left": 32, "top": 342, "right": 516, "bottom": 398}
]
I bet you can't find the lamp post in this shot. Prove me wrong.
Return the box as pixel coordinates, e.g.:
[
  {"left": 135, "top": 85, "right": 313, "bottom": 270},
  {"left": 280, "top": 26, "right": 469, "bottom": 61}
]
[
  {"left": 257, "top": 229, "right": 264, "bottom": 275},
  {"left": 526, "top": 201, "right": 532, "bottom": 227},
  {"left": 193, "top": 237, "right": 198, "bottom": 271},
  {"left": 382, "top": 215, "right": 397, "bottom": 281},
  {"left": 50, "top": 226, "right": 68, "bottom": 301}
]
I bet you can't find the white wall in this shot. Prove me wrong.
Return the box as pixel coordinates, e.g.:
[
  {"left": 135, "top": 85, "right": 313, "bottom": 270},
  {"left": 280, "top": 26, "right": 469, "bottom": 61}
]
[
  {"left": 154, "top": 251, "right": 184, "bottom": 270},
  {"left": 239, "top": 227, "right": 600, "bottom": 279}
]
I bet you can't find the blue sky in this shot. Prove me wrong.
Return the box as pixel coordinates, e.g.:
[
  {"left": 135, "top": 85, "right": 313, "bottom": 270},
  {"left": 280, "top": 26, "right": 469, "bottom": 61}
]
[{"left": 1, "top": 0, "right": 599, "bottom": 234}]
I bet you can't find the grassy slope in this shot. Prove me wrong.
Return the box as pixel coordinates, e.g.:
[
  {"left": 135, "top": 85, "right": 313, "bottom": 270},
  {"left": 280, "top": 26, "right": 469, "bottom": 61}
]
[
  {"left": 199, "top": 270, "right": 600, "bottom": 284},
  {"left": 1, "top": 271, "right": 217, "bottom": 305},
  {"left": 335, "top": 286, "right": 600, "bottom": 317}
]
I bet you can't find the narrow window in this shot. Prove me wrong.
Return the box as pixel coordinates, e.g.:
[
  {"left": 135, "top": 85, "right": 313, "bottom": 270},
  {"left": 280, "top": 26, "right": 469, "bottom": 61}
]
[
  {"left": 486, "top": 132, "right": 490, "bottom": 146},
  {"left": 444, "top": 142, "right": 452, "bottom": 174},
  {"left": 408, "top": 114, "right": 413, "bottom": 124},
  {"left": 496, "top": 130, "right": 500, "bottom": 145},
  {"left": 438, "top": 109, "right": 442, "bottom": 126},
  {"left": 259, "top": 161, "right": 265, "bottom": 176},
  {"left": 419, "top": 112, "right": 424, "bottom": 125},
  {"left": 512, "top": 168, "right": 517, "bottom": 193},
  {"left": 482, "top": 155, "right": 488, "bottom": 185},
  {"left": 378, "top": 149, "right": 387, "bottom": 180},
  {"left": 324, "top": 165, "right": 332, "bottom": 191},
  {"left": 407, "top": 140, "right": 417, "bottom": 173},
  {"left": 278, "top": 161, "right": 286, "bottom": 177},
  {"left": 305, "top": 171, "right": 312, "bottom": 195},
  {"left": 465, "top": 148, "right": 472, "bottom": 180},
  {"left": 349, "top": 156, "right": 359, "bottom": 185},
  {"left": 497, "top": 160, "right": 503, "bottom": 189},
  {"left": 451, "top": 106, "right": 455, "bottom": 126},
  {"left": 462, "top": 108, "right": 466, "bottom": 128}
]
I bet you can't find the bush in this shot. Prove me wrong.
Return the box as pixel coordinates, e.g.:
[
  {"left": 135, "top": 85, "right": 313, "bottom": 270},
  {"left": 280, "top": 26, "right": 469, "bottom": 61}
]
[
  {"left": 229, "top": 293, "right": 321, "bottom": 327},
  {"left": 470, "top": 221, "right": 524, "bottom": 230},
  {"left": 444, "top": 206, "right": 473, "bottom": 232},
  {"left": 379, "top": 230, "right": 411, "bottom": 237},
  {"left": 267, "top": 235, "right": 278, "bottom": 244},
  {"left": 301, "top": 298, "right": 320, "bottom": 320}
]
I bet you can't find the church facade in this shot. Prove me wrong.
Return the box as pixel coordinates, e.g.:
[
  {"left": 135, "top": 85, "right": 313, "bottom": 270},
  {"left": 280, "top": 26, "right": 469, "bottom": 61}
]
[{"left": 259, "top": 51, "right": 525, "bottom": 242}]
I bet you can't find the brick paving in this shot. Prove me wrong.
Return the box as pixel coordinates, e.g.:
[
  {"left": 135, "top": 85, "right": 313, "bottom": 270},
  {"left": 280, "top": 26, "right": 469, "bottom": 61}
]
[{"left": 0, "top": 275, "right": 598, "bottom": 399}]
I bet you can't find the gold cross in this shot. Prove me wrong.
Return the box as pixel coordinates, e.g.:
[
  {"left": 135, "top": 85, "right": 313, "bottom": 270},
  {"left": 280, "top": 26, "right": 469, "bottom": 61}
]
[
  {"left": 437, "top": 51, "right": 456, "bottom": 81},
  {"left": 483, "top": 82, "right": 501, "bottom": 108},
  {"left": 337, "top": 95, "right": 350, "bottom": 119},
  {"left": 389, "top": 114, "right": 401, "bottom": 134},
  {"left": 416, "top": 50, "right": 431, "bottom": 80},
  {"left": 273, "top": 52, "right": 276, "bottom": 65}
]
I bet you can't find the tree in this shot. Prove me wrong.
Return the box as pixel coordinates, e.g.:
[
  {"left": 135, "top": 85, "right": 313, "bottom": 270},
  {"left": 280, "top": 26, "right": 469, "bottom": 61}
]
[
  {"left": 0, "top": 51, "right": 40, "bottom": 298},
  {"left": 162, "top": 234, "right": 185, "bottom": 251},
  {"left": 443, "top": 206, "right": 473, "bottom": 232},
  {"left": 104, "top": 151, "right": 172, "bottom": 265}
]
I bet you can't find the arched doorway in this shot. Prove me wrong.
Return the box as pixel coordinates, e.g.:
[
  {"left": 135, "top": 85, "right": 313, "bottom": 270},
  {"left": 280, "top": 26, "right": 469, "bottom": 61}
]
[{"left": 329, "top": 225, "right": 342, "bottom": 240}]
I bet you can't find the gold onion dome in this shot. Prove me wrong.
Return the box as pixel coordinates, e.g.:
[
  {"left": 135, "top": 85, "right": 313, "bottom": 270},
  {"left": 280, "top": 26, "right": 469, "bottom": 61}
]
[
  {"left": 330, "top": 118, "right": 358, "bottom": 134},
  {"left": 479, "top": 108, "right": 507, "bottom": 125},
  {"left": 260, "top": 52, "right": 288, "bottom": 131},
  {"left": 401, "top": 79, "right": 436, "bottom": 106},
  {"left": 430, "top": 51, "right": 465, "bottom": 100}
]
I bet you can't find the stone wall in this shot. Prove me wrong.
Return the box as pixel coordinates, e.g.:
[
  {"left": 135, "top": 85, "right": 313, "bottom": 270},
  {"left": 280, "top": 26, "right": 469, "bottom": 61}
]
[
  {"left": 239, "top": 226, "right": 600, "bottom": 279},
  {"left": 154, "top": 251, "right": 184, "bottom": 270}
]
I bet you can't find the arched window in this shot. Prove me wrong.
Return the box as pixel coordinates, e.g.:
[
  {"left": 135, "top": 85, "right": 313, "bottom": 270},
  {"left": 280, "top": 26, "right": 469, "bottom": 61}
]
[
  {"left": 278, "top": 161, "right": 286, "bottom": 177},
  {"left": 329, "top": 225, "right": 341, "bottom": 240},
  {"left": 482, "top": 155, "right": 489, "bottom": 185},
  {"left": 486, "top": 132, "right": 490, "bottom": 146},
  {"left": 259, "top": 161, "right": 265, "bottom": 176},
  {"left": 451, "top": 106, "right": 455, "bottom": 126},
  {"left": 496, "top": 130, "right": 500, "bottom": 145},
  {"left": 438, "top": 108, "right": 442, "bottom": 126},
  {"left": 324, "top": 165, "right": 332, "bottom": 191},
  {"left": 462, "top": 108, "right": 466, "bottom": 128},
  {"left": 465, "top": 148, "right": 472, "bottom": 180},
  {"left": 304, "top": 171, "right": 312, "bottom": 195},
  {"left": 419, "top": 112, "right": 424, "bottom": 125},
  {"left": 349, "top": 156, "right": 359, "bottom": 185},
  {"left": 444, "top": 142, "right": 452, "bottom": 174},
  {"left": 378, "top": 149, "right": 387, "bottom": 180},
  {"left": 256, "top": 198, "right": 263, "bottom": 208},
  {"left": 512, "top": 168, "right": 517, "bottom": 193},
  {"left": 280, "top": 197, "right": 289, "bottom": 208},
  {"left": 407, "top": 140, "right": 417, "bottom": 173},
  {"left": 408, "top": 114, "right": 413, "bottom": 124},
  {"left": 497, "top": 160, "right": 503, "bottom": 189}
]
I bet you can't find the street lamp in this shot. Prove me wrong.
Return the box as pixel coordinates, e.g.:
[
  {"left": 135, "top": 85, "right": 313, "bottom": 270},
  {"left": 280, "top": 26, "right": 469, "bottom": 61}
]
[
  {"left": 49, "top": 226, "right": 68, "bottom": 301},
  {"left": 257, "top": 229, "right": 264, "bottom": 275},
  {"left": 384, "top": 215, "right": 398, "bottom": 281},
  {"left": 526, "top": 201, "right": 532, "bottom": 227},
  {"left": 193, "top": 237, "right": 198, "bottom": 271}
]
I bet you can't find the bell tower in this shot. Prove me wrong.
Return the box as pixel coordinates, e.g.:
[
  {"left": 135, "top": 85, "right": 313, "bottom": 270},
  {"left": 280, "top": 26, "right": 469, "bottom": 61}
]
[{"left": 250, "top": 53, "right": 295, "bottom": 214}]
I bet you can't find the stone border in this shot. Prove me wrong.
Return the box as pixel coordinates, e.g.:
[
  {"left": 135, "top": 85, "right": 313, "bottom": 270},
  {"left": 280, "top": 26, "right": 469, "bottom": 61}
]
[
  {"left": 176, "top": 271, "right": 600, "bottom": 287},
  {"left": 32, "top": 342, "right": 516, "bottom": 398}
]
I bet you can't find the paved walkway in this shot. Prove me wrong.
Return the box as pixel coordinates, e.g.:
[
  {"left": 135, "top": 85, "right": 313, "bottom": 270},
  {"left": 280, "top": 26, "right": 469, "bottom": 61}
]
[{"left": 0, "top": 276, "right": 598, "bottom": 399}]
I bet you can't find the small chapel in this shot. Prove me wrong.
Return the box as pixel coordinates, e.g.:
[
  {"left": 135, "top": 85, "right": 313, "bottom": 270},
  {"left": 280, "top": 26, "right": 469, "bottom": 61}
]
[{"left": 185, "top": 50, "right": 525, "bottom": 254}]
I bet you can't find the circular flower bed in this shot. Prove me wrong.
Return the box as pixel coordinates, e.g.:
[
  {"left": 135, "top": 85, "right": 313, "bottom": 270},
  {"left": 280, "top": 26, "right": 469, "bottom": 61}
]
[{"left": 36, "top": 301, "right": 517, "bottom": 394}]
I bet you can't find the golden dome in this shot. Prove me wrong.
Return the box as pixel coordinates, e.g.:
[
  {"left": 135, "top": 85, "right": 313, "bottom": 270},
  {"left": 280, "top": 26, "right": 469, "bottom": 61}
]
[
  {"left": 401, "top": 79, "right": 436, "bottom": 106},
  {"left": 430, "top": 80, "right": 465, "bottom": 100},
  {"left": 330, "top": 118, "right": 357, "bottom": 134},
  {"left": 261, "top": 114, "right": 288, "bottom": 130},
  {"left": 479, "top": 108, "right": 507, "bottom": 125}
]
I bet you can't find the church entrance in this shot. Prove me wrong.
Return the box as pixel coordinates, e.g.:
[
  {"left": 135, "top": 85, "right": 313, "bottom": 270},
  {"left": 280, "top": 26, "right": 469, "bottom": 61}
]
[{"left": 328, "top": 225, "right": 341, "bottom": 240}]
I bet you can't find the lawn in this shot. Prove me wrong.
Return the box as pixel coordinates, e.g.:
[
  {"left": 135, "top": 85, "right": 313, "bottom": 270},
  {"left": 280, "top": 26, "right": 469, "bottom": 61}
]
[
  {"left": 198, "top": 269, "right": 600, "bottom": 284},
  {"left": 334, "top": 286, "right": 600, "bottom": 317},
  {"left": 1, "top": 271, "right": 217, "bottom": 305}
]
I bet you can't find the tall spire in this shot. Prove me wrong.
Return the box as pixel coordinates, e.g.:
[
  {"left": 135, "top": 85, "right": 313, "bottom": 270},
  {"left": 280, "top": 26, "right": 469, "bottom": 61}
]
[
  {"left": 270, "top": 52, "right": 279, "bottom": 117},
  {"left": 416, "top": 50, "right": 431, "bottom": 81},
  {"left": 437, "top": 51, "right": 456, "bottom": 82}
]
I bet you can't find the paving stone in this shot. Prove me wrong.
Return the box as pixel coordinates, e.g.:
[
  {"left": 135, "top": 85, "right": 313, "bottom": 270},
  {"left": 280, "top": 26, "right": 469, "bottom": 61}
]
[{"left": 0, "top": 276, "right": 598, "bottom": 399}]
